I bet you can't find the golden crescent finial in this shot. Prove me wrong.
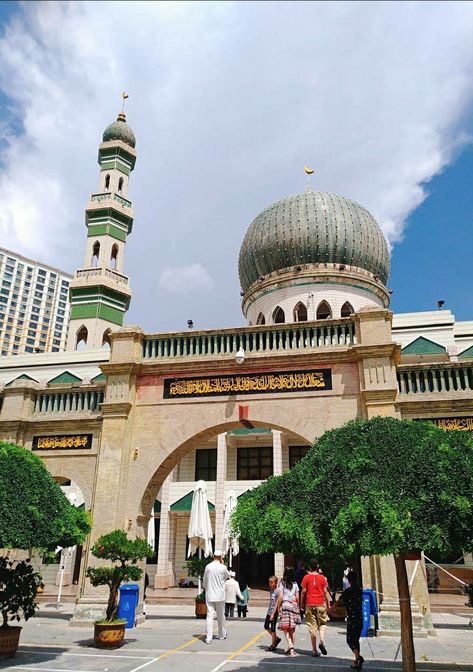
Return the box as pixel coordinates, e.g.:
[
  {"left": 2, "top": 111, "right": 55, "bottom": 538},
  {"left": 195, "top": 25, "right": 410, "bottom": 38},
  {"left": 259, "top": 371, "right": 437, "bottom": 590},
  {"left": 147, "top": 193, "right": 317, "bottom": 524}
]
[{"left": 304, "top": 165, "right": 315, "bottom": 175}]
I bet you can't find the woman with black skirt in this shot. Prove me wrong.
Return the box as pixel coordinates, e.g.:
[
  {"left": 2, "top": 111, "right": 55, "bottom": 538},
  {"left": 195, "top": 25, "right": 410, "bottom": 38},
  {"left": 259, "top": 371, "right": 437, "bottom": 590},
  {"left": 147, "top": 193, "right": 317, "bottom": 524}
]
[{"left": 339, "top": 571, "right": 364, "bottom": 669}]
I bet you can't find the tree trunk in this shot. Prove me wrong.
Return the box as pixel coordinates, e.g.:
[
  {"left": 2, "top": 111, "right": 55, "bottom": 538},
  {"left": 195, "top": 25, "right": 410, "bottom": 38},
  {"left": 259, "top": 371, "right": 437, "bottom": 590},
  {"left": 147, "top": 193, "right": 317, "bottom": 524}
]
[
  {"left": 394, "top": 553, "right": 416, "bottom": 672},
  {"left": 107, "top": 582, "right": 120, "bottom": 621}
]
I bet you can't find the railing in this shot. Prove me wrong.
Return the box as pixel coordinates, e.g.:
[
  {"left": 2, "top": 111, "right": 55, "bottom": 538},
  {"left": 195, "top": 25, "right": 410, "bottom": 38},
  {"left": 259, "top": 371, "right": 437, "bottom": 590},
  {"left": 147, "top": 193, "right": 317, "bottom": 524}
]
[
  {"left": 75, "top": 268, "right": 129, "bottom": 285},
  {"left": 90, "top": 192, "right": 132, "bottom": 209},
  {"left": 34, "top": 390, "right": 104, "bottom": 414},
  {"left": 143, "top": 319, "right": 356, "bottom": 359},
  {"left": 397, "top": 364, "right": 473, "bottom": 395}
]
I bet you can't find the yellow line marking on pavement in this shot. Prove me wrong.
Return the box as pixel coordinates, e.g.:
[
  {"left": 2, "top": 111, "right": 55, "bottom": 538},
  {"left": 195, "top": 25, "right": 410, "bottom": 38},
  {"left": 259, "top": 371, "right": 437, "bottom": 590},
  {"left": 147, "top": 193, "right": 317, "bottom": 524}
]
[
  {"left": 157, "top": 635, "right": 201, "bottom": 660},
  {"left": 226, "top": 631, "right": 265, "bottom": 661},
  {"left": 128, "top": 636, "right": 200, "bottom": 672}
]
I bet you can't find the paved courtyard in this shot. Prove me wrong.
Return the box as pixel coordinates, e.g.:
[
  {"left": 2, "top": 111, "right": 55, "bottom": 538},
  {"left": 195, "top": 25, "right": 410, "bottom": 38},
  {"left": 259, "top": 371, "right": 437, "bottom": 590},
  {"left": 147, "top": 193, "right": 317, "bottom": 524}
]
[{"left": 0, "top": 604, "right": 472, "bottom": 672}]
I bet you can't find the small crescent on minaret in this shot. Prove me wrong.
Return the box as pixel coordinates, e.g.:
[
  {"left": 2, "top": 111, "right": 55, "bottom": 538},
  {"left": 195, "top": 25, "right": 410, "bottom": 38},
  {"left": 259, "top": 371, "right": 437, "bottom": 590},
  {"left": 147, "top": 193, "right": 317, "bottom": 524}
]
[{"left": 304, "top": 165, "right": 315, "bottom": 175}]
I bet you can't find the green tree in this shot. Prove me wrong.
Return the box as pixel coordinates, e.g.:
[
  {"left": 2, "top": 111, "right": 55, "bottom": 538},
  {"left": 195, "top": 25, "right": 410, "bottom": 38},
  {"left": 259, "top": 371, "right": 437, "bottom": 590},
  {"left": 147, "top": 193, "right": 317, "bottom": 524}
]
[
  {"left": 232, "top": 417, "right": 473, "bottom": 672},
  {"left": 86, "top": 530, "right": 153, "bottom": 622},
  {"left": 0, "top": 442, "right": 91, "bottom": 551}
]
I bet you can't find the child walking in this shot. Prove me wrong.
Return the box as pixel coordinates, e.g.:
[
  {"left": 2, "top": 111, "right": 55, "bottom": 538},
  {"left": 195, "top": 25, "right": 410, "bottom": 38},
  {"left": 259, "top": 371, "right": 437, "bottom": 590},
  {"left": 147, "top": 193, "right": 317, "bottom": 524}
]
[
  {"left": 264, "top": 575, "right": 282, "bottom": 652},
  {"left": 237, "top": 577, "right": 250, "bottom": 617}
]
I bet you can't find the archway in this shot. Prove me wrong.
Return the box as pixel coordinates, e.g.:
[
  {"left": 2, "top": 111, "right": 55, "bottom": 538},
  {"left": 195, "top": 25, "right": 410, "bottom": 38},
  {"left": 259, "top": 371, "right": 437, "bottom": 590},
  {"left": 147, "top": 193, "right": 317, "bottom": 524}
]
[{"left": 136, "top": 419, "right": 312, "bottom": 590}]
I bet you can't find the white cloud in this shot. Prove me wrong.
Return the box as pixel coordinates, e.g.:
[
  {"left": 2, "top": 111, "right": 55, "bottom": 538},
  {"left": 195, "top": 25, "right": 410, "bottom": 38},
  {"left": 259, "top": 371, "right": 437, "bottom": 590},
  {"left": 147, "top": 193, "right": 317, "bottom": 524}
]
[
  {"left": 158, "top": 264, "right": 214, "bottom": 294},
  {"left": 0, "top": 1, "right": 473, "bottom": 329}
]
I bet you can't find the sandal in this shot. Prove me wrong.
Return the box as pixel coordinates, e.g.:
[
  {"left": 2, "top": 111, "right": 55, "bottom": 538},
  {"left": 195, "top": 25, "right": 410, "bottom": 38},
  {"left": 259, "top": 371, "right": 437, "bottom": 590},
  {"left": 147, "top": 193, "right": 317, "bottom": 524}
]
[
  {"left": 312, "top": 650, "right": 321, "bottom": 657},
  {"left": 357, "top": 655, "right": 365, "bottom": 670},
  {"left": 285, "top": 647, "right": 294, "bottom": 655}
]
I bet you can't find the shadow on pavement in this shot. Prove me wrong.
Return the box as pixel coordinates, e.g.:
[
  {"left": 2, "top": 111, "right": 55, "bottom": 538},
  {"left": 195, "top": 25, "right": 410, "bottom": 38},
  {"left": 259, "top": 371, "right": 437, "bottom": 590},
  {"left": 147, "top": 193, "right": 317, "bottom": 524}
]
[
  {"left": 0, "top": 645, "right": 68, "bottom": 669},
  {"left": 221, "top": 656, "right": 473, "bottom": 671},
  {"left": 74, "top": 637, "right": 139, "bottom": 648}
]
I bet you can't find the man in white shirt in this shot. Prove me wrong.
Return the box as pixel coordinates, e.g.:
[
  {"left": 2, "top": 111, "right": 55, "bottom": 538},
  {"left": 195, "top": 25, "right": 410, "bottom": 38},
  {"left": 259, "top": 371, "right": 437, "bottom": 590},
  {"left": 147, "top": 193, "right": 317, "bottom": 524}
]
[
  {"left": 225, "top": 570, "right": 243, "bottom": 618},
  {"left": 203, "top": 549, "right": 230, "bottom": 643}
]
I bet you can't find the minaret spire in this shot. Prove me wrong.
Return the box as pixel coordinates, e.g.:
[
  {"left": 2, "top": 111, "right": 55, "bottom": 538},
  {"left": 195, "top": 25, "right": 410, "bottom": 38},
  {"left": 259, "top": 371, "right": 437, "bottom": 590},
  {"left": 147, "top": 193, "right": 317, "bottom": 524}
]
[{"left": 66, "top": 107, "right": 136, "bottom": 351}]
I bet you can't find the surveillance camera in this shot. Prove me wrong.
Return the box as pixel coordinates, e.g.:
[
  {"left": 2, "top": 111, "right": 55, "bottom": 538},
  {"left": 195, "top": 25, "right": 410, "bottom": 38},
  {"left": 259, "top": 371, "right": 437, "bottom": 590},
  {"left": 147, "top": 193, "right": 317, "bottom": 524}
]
[
  {"left": 235, "top": 347, "right": 245, "bottom": 365},
  {"left": 187, "top": 320, "right": 194, "bottom": 329}
]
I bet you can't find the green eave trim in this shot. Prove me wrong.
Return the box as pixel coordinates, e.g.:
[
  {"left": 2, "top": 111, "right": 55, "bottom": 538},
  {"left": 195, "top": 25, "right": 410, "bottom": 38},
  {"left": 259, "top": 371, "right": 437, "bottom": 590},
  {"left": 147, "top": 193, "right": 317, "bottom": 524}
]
[
  {"left": 70, "top": 284, "right": 130, "bottom": 305},
  {"left": 87, "top": 224, "right": 128, "bottom": 242},
  {"left": 91, "top": 372, "right": 107, "bottom": 383},
  {"left": 170, "top": 492, "right": 215, "bottom": 512},
  {"left": 70, "top": 303, "right": 125, "bottom": 325},
  {"left": 228, "top": 428, "right": 272, "bottom": 435},
  {"left": 86, "top": 207, "right": 133, "bottom": 228},
  {"left": 459, "top": 344, "right": 473, "bottom": 360},
  {"left": 98, "top": 146, "right": 136, "bottom": 170},
  {"left": 48, "top": 371, "right": 82, "bottom": 385},
  {"left": 402, "top": 336, "right": 446, "bottom": 355},
  {"left": 100, "top": 162, "right": 131, "bottom": 176},
  {"left": 153, "top": 500, "right": 161, "bottom": 513},
  {"left": 5, "top": 373, "right": 39, "bottom": 387}
]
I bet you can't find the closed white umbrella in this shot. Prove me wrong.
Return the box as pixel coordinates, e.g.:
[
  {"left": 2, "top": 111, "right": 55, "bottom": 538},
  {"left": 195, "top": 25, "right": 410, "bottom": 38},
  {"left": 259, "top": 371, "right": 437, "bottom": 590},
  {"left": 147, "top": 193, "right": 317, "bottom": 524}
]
[
  {"left": 147, "top": 506, "right": 155, "bottom": 551},
  {"left": 221, "top": 490, "right": 239, "bottom": 568},
  {"left": 187, "top": 480, "right": 213, "bottom": 593}
]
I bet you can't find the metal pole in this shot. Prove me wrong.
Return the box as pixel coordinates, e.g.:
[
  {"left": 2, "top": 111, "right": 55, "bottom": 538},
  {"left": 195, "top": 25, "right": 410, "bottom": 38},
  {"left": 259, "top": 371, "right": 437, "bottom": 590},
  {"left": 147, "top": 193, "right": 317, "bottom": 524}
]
[{"left": 198, "top": 546, "right": 202, "bottom": 595}]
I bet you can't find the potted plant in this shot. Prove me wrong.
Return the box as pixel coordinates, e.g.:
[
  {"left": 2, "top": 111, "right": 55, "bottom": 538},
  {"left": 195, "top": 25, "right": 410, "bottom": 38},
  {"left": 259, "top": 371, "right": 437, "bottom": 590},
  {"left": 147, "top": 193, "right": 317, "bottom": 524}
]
[
  {"left": 86, "top": 530, "right": 153, "bottom": 648},
  {"left": 0, "top": 557, "right": 41, "bottom": 658},
  {"left": 184, "top": 555, "right": 212, "bottom": 618}
]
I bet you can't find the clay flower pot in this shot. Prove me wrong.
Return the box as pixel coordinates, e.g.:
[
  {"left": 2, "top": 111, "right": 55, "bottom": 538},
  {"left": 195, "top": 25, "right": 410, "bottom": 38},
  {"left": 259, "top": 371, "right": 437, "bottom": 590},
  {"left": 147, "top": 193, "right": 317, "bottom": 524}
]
[
  {"left": 93, "top": 622, "right": 126, "bottom": 648},
  {"left": 0, "top": 626, "right": 22, "bottom": 658}
]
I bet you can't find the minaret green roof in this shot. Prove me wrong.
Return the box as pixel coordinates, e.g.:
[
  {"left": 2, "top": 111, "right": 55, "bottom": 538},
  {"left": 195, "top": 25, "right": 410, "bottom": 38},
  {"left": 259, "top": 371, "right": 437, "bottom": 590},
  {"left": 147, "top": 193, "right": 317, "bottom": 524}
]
[
  {"left": 102, "top": 112, "right": 136, "bottom": 148},
  {"left": 238, "top": 191, "right": 390, "bottom": 293}
]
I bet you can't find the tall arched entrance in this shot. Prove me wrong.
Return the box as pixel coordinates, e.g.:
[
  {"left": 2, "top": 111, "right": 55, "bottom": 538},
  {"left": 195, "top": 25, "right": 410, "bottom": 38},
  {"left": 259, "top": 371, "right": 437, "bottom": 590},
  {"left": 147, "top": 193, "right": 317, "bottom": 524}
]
[{"left": 137, "top": 422, "right": 311, "bottom": 589}]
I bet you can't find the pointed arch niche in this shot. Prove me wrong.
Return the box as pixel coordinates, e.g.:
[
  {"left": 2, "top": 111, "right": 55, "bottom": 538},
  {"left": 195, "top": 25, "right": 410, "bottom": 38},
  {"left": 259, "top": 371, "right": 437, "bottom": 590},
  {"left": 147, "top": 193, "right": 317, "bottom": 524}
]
[
  {"left": 118, "top": 177, "right": 124, "bottom": 193},
  {"left": 102, "top": 329, "right": 112, "bottom": 349},
  {"left": 272, "top": 306, "right": 285, "bottom": 324},
  {"left": 91, "top": 241, "right": 100, "bottom": 267},
  {"left": 75, "top": 325, "right": 88, "bottom": 351},
  {"left": 110, "top": 244, "right": 119, "bottom": 270},
  {"left": 293, "top": 302, "right": 308, "bottom": 322},
  {"left": 104, "top": 174, "right": 110, "bottom": 190},
  {"left": 341, "top": 301, "right": 354, "bottom": 318},
  {"left": 316, "top": 300, "right": 332, "bottom": 320},
  {"left": 256, "top": 313, "right": 266, "bottom": 325}
]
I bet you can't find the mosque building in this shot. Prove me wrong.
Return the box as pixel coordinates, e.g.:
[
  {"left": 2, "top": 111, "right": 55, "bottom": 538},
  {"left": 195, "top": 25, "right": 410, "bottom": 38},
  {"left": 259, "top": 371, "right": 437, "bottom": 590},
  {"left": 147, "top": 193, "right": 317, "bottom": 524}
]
[{"left": 0, "top": 109, "right": 472, "bottom": 629}]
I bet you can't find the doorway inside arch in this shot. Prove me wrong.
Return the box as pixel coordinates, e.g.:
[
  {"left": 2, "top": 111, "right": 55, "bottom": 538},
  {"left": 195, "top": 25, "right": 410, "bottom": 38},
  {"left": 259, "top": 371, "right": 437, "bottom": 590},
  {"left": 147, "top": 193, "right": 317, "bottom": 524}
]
[{"left": 233, "top": 549, "right": 274, "bottom": 588}]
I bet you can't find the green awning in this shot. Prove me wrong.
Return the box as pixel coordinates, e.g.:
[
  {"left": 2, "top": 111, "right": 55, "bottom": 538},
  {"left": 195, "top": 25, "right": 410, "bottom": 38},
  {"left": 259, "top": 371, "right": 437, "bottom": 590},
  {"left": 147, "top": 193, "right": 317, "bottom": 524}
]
[
  {"left": 153, "top": 499, "right": 161, "bottom": 513},
  {"left": 170, "top": 491, "right": 215, "bottom": 512},
  {"left": 401, "top": 337, "right": 446, "bottom": 355},
  {"left": 228, "top": 428, "right": 272, "bottom": 435}
]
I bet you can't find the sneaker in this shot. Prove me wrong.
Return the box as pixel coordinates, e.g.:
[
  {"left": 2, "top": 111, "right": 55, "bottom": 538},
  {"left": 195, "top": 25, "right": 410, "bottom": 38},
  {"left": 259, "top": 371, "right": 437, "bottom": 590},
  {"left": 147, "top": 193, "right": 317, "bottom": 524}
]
[
  {"left": 219, "top": 633, "right": 227, "bottom": 640},
  {"left": 319, "top": 643, "right": 327, "bottom": 655},
  {"left": 204, "top": 639, "right": 212, "bottom": 644}
]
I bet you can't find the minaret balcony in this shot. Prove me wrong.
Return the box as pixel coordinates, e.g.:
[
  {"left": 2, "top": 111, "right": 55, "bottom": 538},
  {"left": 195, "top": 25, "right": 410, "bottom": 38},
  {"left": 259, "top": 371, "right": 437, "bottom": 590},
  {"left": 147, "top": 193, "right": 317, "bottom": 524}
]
[
  {"left": 72, "top": 267, "right": 132, "bottom": 298},
  {"left": 89, "top": 192, "right": 133, "bottom": 211}
]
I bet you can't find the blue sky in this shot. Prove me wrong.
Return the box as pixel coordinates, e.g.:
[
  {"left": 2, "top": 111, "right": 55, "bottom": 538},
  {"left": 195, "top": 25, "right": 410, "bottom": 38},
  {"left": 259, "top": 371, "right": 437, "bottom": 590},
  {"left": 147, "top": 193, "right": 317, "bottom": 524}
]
[
  {"left": 390, "top": 143, "right": 473, "bottom": 320},
  {"left": 0, "top": 1, "right": 473, "bottom": 330}
]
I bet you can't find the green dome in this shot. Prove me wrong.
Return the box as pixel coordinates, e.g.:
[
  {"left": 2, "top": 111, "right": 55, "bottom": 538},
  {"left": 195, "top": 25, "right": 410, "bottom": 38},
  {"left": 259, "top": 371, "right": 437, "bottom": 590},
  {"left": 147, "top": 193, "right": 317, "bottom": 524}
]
[
  {"left": 239, "top": 191, "right": 390, "bottom": 293},
  {"left": 102, "top": 112, "right": 136, "bottom": 148}
]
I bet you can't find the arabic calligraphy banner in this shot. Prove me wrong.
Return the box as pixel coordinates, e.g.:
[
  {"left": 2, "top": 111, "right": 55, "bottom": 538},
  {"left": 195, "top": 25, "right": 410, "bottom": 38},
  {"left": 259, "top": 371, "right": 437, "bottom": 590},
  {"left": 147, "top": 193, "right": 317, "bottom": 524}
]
[
  {"left": 163, "top": 369, "right": 332, "bottom": 399},
  {"left": 421, "top": 417, "right": 473, "bottom": 432},
  {"left": 32, "top": 434, "right": 93, "bottom": 451}
]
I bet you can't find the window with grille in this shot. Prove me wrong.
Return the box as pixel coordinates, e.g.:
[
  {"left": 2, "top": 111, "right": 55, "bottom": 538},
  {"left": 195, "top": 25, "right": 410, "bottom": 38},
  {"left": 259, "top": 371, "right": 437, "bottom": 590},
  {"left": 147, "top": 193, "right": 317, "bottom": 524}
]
[
  {"left": 237, "top": 446, "right": 273, "bottom": 480},
  {"left": 195, "top": 448, "right": 217, "bottom": 481},
  {"left": 289, "top": 445, "right": 309, "bottom": 469}
]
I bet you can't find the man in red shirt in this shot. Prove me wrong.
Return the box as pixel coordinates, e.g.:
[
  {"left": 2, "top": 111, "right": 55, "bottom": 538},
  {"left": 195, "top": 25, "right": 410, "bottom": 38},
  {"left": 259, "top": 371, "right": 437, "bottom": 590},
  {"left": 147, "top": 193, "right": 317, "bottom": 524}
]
[{"left": 300, "top": 559, "right": 331, "bottom": 657}]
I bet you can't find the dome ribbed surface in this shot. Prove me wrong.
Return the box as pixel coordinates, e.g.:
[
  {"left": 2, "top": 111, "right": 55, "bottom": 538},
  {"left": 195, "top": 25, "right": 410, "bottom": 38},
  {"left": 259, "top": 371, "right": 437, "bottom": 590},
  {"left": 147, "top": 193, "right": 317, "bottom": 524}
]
[
  {"left": 102, "top": 113, "right": 136, "bottom": 148},
  {"left": 238, "top": 191, "right": 390, "bottom": 292}
]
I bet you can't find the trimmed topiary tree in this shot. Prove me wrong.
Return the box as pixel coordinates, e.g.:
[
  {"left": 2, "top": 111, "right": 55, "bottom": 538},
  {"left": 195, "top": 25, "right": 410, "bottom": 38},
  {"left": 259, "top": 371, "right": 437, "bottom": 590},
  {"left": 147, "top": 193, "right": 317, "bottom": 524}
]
[
  {"left": 0, "top": 442, "right": 91, "bottom": 551},
  {"left": 232, "top": 417, "right": 473, "bottom": 672},
  {"left": 86, "top": 530, "right": 153, "bottom": 622}
]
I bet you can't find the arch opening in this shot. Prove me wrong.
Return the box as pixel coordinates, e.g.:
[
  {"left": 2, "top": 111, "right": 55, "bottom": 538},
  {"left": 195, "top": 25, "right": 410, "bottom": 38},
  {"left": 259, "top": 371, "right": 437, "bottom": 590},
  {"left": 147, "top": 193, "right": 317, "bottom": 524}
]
[
  {"left": 316, "top": 300, "right": 332, "bottom": 320},
  {"left": 341, "top": 301, "right": 354, "bottom": 318},
  {"left": 75, "top": 325, "right": 88, "bottom": 351},
  {"left": 256, "top": 312, "right": 266, "bottom": 325},
  {"left": 110, "top": 243, "right": 119, "bottom": 270},
  {"left": 104, "top": 174, "right": 110, "bottom": 190},
  {"left": 272, "top": 306, "right": 285, "bottom": 324},
  {"left": 91, "top": 241, "right": 100, "bottom": 268},
  {"left": 118, "top": 177, "right": 124, "bottom": 193},
  {"left": 293, "top": 302, "right": 308, "bottom": 322},
  {"left": 102, "top": 329, "right": 112, "bottom": 349}
]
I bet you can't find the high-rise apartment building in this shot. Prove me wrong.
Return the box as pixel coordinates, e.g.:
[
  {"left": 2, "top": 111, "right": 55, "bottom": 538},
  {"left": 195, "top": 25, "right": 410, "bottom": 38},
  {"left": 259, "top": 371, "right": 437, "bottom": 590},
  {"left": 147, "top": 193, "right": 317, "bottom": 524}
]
[{"left": 0, "top": 247, "right": 72, "bottom": 356}]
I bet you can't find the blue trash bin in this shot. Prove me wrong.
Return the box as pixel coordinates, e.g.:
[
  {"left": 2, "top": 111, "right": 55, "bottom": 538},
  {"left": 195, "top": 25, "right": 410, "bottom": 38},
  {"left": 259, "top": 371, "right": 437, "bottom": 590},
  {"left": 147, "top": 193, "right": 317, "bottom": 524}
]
[
  {"left": 361, "top": 588, "right": 378, "bottom": 637},
  {"left": 118, "top": 583, "right": 139, "bottom": 629}
]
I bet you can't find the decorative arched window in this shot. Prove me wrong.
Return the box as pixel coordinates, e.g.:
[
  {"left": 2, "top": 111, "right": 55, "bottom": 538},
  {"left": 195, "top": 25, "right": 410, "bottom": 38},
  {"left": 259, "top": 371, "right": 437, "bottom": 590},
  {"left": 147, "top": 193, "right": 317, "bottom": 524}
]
[
  {"left": 272, "top": 306, "right": 285, "bottom": 324},
  {"left": 316, "top": 300, "right": 332, "bottom": 320},
  {"left": 91, "top": 241, "right": 100, "bottom": 267},
  {"left": 110, "top": 244, "right": 118, "bottom": 270},
  {"left": 102, "top": 329, "right": 112, "bottom": 349},
  {"left": 293, "top": 302, "right": 308, "bottom": 322},
  {"left": 75, "top": 325, "right": 88, "bottom": 351},
  {"left": 341, "top": 301, "right": 354, "bottom": 318},
  {"left": 256, "top": 313, "right": 266, "bottom": 325},
  {"left": 104, "top": 174, "right": 110, "bottom": 190},
  {"left": 118, "top": 177, "right": 124, "bottom": 193}
]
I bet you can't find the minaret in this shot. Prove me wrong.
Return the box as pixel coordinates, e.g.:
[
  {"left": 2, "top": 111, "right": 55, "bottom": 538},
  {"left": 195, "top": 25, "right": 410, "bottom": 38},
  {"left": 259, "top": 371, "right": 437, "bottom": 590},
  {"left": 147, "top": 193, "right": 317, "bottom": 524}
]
[{"left": 67, "top": 104, "right": 136, "bottom": 351}]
